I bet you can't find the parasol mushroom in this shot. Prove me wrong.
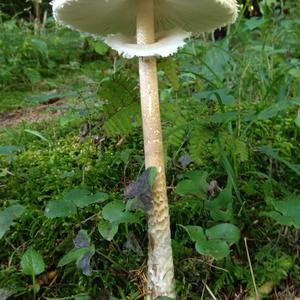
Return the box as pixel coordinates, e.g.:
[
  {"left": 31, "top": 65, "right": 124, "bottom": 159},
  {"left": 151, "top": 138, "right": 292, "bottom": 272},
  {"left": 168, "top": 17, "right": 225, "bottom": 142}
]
[{"left": 52, "top": 0, "right": 238, "bottom": 298}]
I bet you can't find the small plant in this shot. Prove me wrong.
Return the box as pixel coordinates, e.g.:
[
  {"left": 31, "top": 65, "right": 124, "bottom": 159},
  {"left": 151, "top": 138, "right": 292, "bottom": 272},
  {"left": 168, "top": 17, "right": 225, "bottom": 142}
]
[{"left": 20, "top": 248, "right": 45, "bottom": 299}]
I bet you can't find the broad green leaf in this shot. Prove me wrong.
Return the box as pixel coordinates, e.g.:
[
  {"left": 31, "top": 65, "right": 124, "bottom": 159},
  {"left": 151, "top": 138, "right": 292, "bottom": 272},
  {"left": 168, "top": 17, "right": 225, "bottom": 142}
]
[
  {"left": 45, "top": 189, "right": 108, "bottom": 218},
  {"left": 176, "top": 180, "right": 199, "bottom": 197},
  {"left": 0, "top": 205, "right": 25, "bottom": 239},
  {"left": 265, "top": 196, "right": 300, "bottom": 229},
  {"left": 102, "top": 201, "right": 136, "bottom": 224},
  {"left": 206, "top": 223, "right": 240, "bottom": 244},
  {"left": 64, "top": 189, "right": 108, "bottom": 208},
  {"left": 181, "top": 225, "right": 205, "bottom": 243},
  {"left": 206, "top": 184, "right": 234, "bottom": 222},
  {"left": 266, "top": 212, "right": 299, "bottom": 228},
  {"left": 21, "top": 248, "right": 45, "bottom": 276},
  {"left": 58, "top": 248, "right": 88, "bottom": 267},
  {"left": 175, "top": 171, "right": 209, "bottom": 197},
  {"left": 274, "top": 197, "right": 300, "bottom": 216},
  {"left": 195, "top": 240, "right": 229, "bottom": 260},
  {"left": 98, "top": 220, "right": 119, "bottom": 241},
  {"left": 45, "top": 199, "right": 77, "bottom": 218},
  {"left": 91, "top": 40, "right": 109, "bottom": 55}
]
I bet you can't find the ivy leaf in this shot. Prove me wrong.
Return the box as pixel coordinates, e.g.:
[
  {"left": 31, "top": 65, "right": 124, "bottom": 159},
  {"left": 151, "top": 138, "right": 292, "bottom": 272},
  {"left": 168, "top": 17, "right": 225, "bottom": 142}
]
[
  {"left": 45, "top": 198, "right": 77, "bottom": 218},
  {"left": 206, "top": 223, "right": 240, "bottom": 244},
  {"left": 182, "top": 223, "right": 240, "bottom": 260},
  {"left": 98, "top": 220, "right": 119, "bottom": 241},
  {"left": 45, "top": 188, "right": 108, "bottom": 218},
  {"left": 265, "top": 195, "right": 300, "bottom": 228},
  {"left": 175, "top": 171, "right": 209, "bottom": 198},
  {"left": 63, "top": 189, "right": 108, "bottom": 208},
  {"left": 195, "top": 239, "right": 230, "bottom": 260},
  {"left": 181, "top": 225, "right": 205, "bottom": 243},
  {"left": 0, "top": 205, "right": 25, "bottom": 240},
  {"left": 21, "top": 248, "right": 45, "bottom": 276},
  {"left": 206, "top": 184, "right": 234, "bottom": 222},
  {"left": 102, "top": 201, "right": 136, "bottom": 224}
]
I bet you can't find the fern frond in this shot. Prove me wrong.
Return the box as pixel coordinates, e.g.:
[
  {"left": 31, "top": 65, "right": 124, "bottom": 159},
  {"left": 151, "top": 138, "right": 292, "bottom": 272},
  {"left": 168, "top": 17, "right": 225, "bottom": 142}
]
[
  {"left": 189, "top": 125, "right": 213, "bottom": 165},
  {"left": 103, "top": 102, "right": 141, "bottom": 136},
  {"left": 98, "top": 73, "right": 140, "bottom": 136}
]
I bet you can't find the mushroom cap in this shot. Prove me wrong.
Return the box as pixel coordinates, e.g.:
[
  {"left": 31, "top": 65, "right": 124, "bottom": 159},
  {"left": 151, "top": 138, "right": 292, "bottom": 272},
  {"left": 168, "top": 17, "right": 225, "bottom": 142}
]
[{"left": 53, "top": 0, "right": 239, "bottom": 57}]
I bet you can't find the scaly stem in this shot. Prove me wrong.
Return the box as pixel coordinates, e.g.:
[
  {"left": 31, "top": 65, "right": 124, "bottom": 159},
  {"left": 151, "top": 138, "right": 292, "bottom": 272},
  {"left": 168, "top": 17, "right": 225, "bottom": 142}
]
[{"left": 136, "top": 0, "right": 175, "bottom": 298}]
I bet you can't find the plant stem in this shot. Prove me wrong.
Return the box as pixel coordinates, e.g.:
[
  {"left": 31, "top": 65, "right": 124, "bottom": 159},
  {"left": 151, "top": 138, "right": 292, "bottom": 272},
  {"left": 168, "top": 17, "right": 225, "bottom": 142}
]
[{"left": 136, "top": 0, "right": 175, "bottom": 298}]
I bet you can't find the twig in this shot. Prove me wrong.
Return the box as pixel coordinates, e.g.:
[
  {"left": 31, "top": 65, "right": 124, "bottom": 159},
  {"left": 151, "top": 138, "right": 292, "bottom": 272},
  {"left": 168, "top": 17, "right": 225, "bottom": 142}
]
[
  {"left": 244, "top": 237, "right": 260, "bottom": 300},
  {"left": 202, "top": 280, "right": 218, "bottom": 300}
]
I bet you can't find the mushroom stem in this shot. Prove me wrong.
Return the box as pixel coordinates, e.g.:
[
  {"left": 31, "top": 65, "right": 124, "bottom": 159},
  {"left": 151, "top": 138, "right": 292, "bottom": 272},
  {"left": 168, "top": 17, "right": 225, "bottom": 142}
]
[{"left": 136, "top": 0, "right": 175, "bottom": 299}]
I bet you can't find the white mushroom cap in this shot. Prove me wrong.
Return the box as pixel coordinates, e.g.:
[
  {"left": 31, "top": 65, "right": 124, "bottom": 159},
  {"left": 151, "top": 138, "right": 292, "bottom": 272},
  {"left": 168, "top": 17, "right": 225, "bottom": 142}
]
[{"left": 53, "top": 0, "right": 239, "bottom": 58}]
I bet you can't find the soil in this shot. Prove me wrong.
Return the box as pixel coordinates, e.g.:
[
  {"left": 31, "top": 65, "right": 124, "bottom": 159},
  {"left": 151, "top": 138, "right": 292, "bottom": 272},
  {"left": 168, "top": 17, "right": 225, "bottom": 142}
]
[{"left": 0, "top": 99, "right": 65, "bottom": 128}]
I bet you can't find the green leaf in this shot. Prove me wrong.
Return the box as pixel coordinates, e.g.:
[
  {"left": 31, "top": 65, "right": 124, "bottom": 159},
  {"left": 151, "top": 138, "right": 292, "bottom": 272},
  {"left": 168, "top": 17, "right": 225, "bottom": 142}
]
[
  {"left": 58, "top": 248, "right": 88, "bottom": 267},
  {"left": 265, "top": 195, "right": 300, "bottom": 228},
  {"left": 206, "top": 184, "right": 234, "bottom": 222},
  {"left": 64, "top": 189, "right": 108, "bottom": 208},
  {"left": 21, "top": 248, "right": 45, "bottom": 276},
  {"left": 24, "top": 129, "right": 52, "bottom": 146},
  {"left": 102, "top": 201, "right": 136, "bottom": 224},
  {"left": 175, "top": 171, "right": 209, "bottom": 197},
  {"left": 183, "top": 223, "right": 240, "bottom": 260},
  {"left": 45, "top": 189, "right": 108, "bottom": 218},
  {"left": 181, "top": 225, "right": 205, "bottom": 243},
  {"left": 45, "top": 198, "right": 77, "bottom": 218},
  {"left": 195, "top": 239, "right": 230, "bottom": 260},
  {"left": 91, "top": 40, "right": 109, "bottom": 55},
  {"left": 98, "top": 220, "right": 119, "bottom": 241},
  {"left": 0, "top": 205, "right": 25, "bottom": 240},
  {"left": 206, "top": 223, "right": 240, "bottom": 244}
]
